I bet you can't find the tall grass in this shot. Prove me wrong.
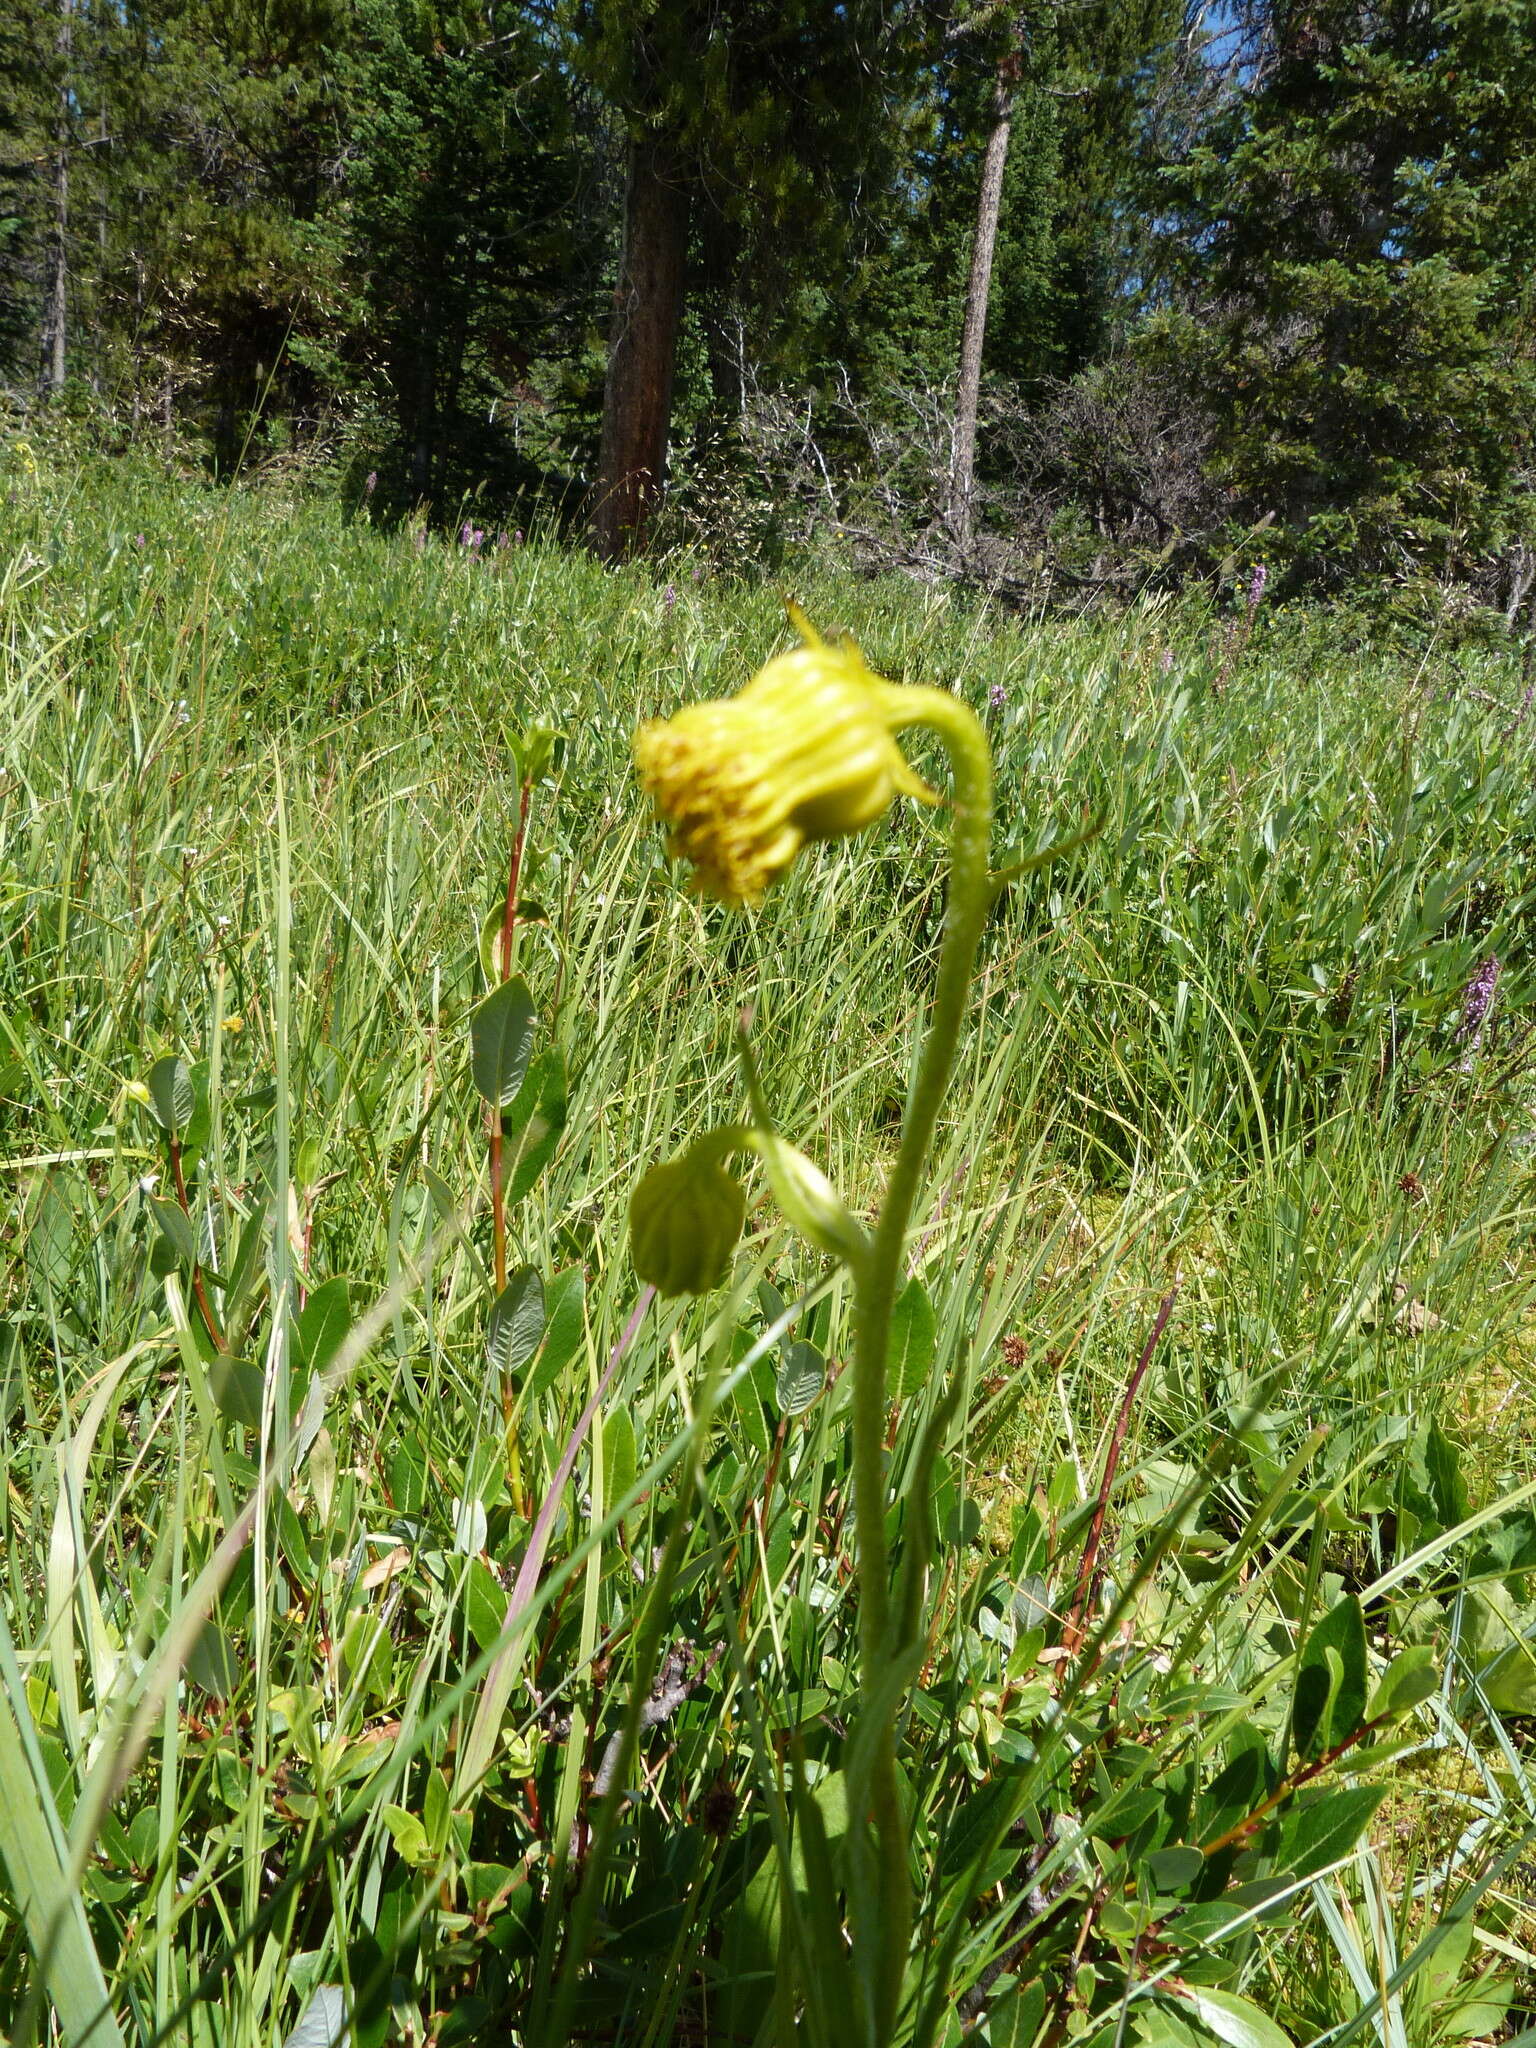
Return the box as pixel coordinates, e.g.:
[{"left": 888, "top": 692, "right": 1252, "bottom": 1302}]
[{"left": 3, "top": 450, "right": 1536, "bottom": 2047}]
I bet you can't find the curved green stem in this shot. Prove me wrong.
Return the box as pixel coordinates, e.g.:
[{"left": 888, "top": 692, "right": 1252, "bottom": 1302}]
[
  {"left": 852, "top": 684, "right": 993, "bottom": 1676},
  {"left": 844, "top": 687, "right": 992, "bottom": 2046}
]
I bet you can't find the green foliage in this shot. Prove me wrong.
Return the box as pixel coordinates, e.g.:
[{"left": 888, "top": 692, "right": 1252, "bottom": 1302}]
[
  {"left": 335, "top": 0, "right": 597, "bottom": 504},
  {"left": 1151, "top": 0, "right": 1536, "bottom": 584}
]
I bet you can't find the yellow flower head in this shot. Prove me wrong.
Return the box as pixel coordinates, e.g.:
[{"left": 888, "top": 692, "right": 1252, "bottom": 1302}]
[{"left": 633, "top": 608, "right": 934, "bottom": 906}]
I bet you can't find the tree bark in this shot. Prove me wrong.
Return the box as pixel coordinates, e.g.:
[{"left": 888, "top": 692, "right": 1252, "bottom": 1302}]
[
  {"left": 946, "top": 55, "right": 1018, "bottom": 551},
  {"left": 591, "top": 134, "right": 691, "bottom": 563},
  {"left": 40, "top": 0, "right": 72, "bottom": 397}
]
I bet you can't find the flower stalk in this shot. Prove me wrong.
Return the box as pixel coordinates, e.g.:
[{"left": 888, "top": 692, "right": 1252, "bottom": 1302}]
[
  {"left": 630, "top": 614, "right": 996, "bottom": 2048},
  {"left": 847, "top": 684, "right": 992, "bottom": 1677}
]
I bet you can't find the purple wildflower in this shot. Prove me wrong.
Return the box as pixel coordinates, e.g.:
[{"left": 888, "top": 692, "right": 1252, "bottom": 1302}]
[
  {"left": 1246, "top": 560, "right": 1268, "bottom": 614},
  {"left": 363, "top": 470, "right": 377, "bottom": 500},
  {"left": 1159, "top": 646, "right": 1174, "bottom": 675},
  {"left": 663, "top": 582, "right": 676, "bottom": 610},
  {"left": 1457, "top": 953, "right": 1500, "bottom": 1067},
  {"left": 514, "top": 528, "right": 525, "bottom": 545},
  {"left": 988, "top": 681, "right": 1007, "bottom": 713}
]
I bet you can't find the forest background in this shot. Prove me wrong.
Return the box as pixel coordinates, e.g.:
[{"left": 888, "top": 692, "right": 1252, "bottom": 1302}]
[{"left": 3, "top": 0, "right": 1536, "bottom": 616}]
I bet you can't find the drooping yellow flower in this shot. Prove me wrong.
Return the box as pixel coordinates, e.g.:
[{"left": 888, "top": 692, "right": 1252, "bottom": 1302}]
[{"left": 633, "top": 609, "right": 934, "bottom": 906}]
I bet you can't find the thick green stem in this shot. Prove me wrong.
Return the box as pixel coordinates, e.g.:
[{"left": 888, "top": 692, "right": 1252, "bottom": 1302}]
[
  {"left": 845, "top": 688, "right": 992, "bottom": 2045},
  {"left": 851, "top": 685, "right": 993, "bottom": 1676}
]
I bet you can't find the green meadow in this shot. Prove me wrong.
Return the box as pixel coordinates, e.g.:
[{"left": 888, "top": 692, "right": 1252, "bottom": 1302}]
[{"left": 4, "top": 455, "right": 1536, "bottom": 2046}]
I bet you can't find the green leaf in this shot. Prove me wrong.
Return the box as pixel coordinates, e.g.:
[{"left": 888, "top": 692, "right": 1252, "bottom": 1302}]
[
  {"left": 519, "top": 724, "right": 563, "bottom": 784},
  {"left": 526, "top": 1266, "right": 585, "bottom": 1402},
  {"left": 423, "top": 1765, "right": 451, "bottom": 1851},
  {"left": 381, "top": 1803, "right": 432, "bottom": 1867},
  {"left": 790, "top": 1766, "right": 860, "bottom": 2036},
  {"left": 1168, "top": 1984, "right": 1292, "bottom": 2048},
  {"left": 0, "top": 1672, "right": 129, "bottom": 2048},
  {"left": 1472, "top": 1587, "right": 1536, "bottom": 1714},
  {"left": 939, "top": 1776, "right": 1027, "bottom": 1881},
  {"left": 148, "top": 1194, "right": 199, "bottom": 1267},
  {"left": 295, "top": 1276, "right": 352, "bottom": 1375},
  {"left": 502, "top": 1050, "right": 566, "bottom": 1207},
  {"left": 1171, "top": 1901, "right": 1253, "bottom": 1949},
  {"left": 1292, "top": 1593, "right": 1368, "bottom": 1763},
  {"left": 986, "top": 1978, "right": 1047, "bottom": 2048},
  {"left": 603, "top": 1405, "right": 636, "bottom": 1518},
  {"left": 775, "top": 1340, "right": 825, "bottom": 1416},
  {"left": 186, "top": 1620, "right": 239, "bottom": 1696},
  {"left": 25, "top": 1173, "right": 77, "bottom": 1295},
  {"left": 342, "top": 1612, "right": 393, "bottom": 1700},
  {"left": 469, "top": 974, "right": 536, "bottom": 1107},
  {"left": 147, "top": 1052, "right": 195, "bottom": 1135},
  {"left": 1197, "top": 1731, "right": 1272, "bottom": 1847},
  {"left": 1367, "top": 1643, "right": 1438, "bottom": 1720},
  {"left": 729, "top": 1327, "right": 773, "bottom": 1459},
  {"left": 1146, "top": 1844, "right": 1206, "bottom": 1894},
  {"left": 209, "top": 1356, "right": 265, "bottom": 1429},
  {"left": 1426, "top": 1422, "right": 1469, "bottom": 1529},
  {"left": 718, "top": 1838, "right": 782, "bottom": 2043},
  {"left": 1441, "top": 1984, "right": 1515, "bottom": 2039},
  {"left": 464, "top": 1860, "right": 522, "bottom": 1913},
  {"left": 463, "top": 1558, "right": 505, "bottom": 1654},
  {"left": 887, "top": 1276, "right": 937, "bottom": 1399},
  {"left": 283, "top": 1987, "right": 350, "bottom": 2048},
  {"left": 486, "top": 1267, "right": 546, "bottom": 1383},
  {"left": 1272, "top": 1784, "right": 1386, "bottom": 1880}
]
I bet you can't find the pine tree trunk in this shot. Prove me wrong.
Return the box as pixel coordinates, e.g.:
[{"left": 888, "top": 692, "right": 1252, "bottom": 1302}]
[
  {"left": 946, "top": 61, "right": 1016, "bottom": 552},
  {"left": 40, "top": 0, "right": 72, "bottom": 397},
  {"left": 591, "top": 135, "right": 691, "bottom": 563}
]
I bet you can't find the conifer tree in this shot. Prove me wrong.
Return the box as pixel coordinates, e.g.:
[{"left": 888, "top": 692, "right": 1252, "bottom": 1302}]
[
  {"left": 340, "top": 0, "right": 591, "bottom": 504},
  {"left": 575, "top": 0, "right": 929, "bottom": 559},
  {"left": 0, "top": 0, "right": 50, "bottom": 382},
  {"left": 1152, "top": 0, "right": 1536, "bottom": 582}
]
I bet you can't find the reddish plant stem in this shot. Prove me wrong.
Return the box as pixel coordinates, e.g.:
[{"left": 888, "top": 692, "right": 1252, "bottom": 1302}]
[
  {"left": 490, "top": 776, "right": 534, "bottom": 1307},
  {"left": 713, "top": 1416, "right": 790, "bottom": 1637},
  {"left": 1199, "top": 1708, "right": 1393, "bottom": 1858},
  {"left": 1063, "top": 1287, "right": 1178, "bottom": 1655}
]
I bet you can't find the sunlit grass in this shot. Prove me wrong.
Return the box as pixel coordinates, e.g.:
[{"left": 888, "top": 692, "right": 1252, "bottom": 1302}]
[{"left": 3, "top": 451, "right": 1535, "bottom": 2045}]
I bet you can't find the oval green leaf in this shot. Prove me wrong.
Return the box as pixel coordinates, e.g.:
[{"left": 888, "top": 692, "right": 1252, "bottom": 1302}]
[
  {"left": 469, "top": 975, "right": 536, "bottom": 1108},
  {"left": 775, "top": 1340, "right": 825, "bottom": 1417},
  {"left": 486, "top": 1266, "right": 546, "bottom": 1382},
  {"left": 147, "top": 1054, "right": 195, "bottom": 1136}
]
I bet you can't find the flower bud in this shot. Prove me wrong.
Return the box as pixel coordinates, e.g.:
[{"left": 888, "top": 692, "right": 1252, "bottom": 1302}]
[
  {"left": 753, "top": 1129, "right": 867, "bottom": 1267},
  {"left": 628, "top": 1150, "right": 747, "bottom": 1298}
]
